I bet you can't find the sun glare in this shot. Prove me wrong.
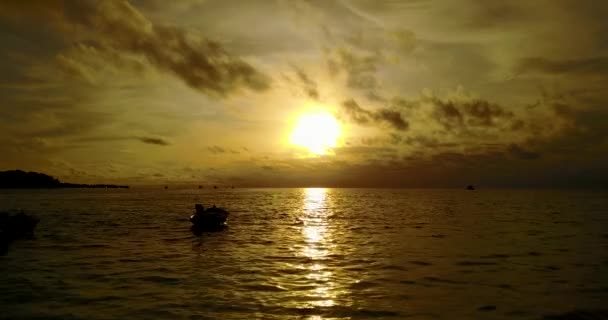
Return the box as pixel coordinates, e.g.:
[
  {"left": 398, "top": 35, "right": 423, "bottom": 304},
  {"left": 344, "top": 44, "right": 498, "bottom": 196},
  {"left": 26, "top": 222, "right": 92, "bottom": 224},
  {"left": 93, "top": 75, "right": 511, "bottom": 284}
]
[{"left": 291, "top": 112, "right": 341, "bottom": 155}]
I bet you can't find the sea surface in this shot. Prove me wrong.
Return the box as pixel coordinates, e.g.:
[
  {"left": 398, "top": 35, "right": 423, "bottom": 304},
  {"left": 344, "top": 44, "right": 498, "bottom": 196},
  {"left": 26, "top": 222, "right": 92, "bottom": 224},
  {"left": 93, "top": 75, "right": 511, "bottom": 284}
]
[{"left": 1, "top": 188, "right": 607, "bottom": 320}]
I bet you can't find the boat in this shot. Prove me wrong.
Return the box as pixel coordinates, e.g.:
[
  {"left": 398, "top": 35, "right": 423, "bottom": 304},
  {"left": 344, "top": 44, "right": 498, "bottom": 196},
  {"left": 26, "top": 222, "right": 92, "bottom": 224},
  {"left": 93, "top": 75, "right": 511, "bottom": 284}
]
[
  {"left": 466, "top": 185, "right": 475, "bottom": 190},
  {"left": 0, "top": 210, "right": 38, "bottom": 238},
  {"left": 1, "top": 210, "right": 39, "bottom": 255},
  {"left": 189, "top": 204, "right": 229, "bottom": 232}
]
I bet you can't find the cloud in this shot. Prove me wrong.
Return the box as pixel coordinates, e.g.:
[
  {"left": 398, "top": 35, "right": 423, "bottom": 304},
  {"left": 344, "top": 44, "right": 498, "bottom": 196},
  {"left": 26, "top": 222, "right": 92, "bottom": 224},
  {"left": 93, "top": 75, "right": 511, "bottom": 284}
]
[
  {"left": 343, "top": 89, "right": 580, "bottom": 166},
  {"left": 14, "top": 110, "right": 113, "bottom": 139},
  {"left": 380, "top": 93, "right": 520, "bottom": 136},
  {"left": 374, "top": 109, "right": 409, "bottom": 130},
  {"left": 508, "top": 143, "right": 540, "bottom": 160},
  {"left": 459, "top": 1, "right": 529, "bottom": 29},
  {"left": 432, "top": 99, "right": 464, "bottom": 129},
  {"left": 208, "top": 146, "right": 226, "bottom": 154},
  {"left": 401, "top": 135, "right": 460, "bottom": 149},
  {"left": 138, "top": 137, "right": 169, "bottom": 146},
  {"left": 0, "top": 0, "right": 271, "bottom": 97},
  {"left": 342, "top": 99, "right": 372, "bottom": 125},
  {"left": 1, "top": 0, "right": 607, "bottom": 187},
  {"left": 293, "top": 66, "right": 319, "bottom": 99},
  {"left": 55, "top": 44, "right": 147, "bottom": 85},
  {"left": 334, "top": 146, "right": 397, "bottom": 156},
  {"left": 328, "top": 48, "right": 381, "bottom": 90},
  {"left": 431, "top": 97, "right": 515, "bottom": 128},
  {"left": 74, "top": 135, "right": 170, "bottom": 146},
  {"left": 207, "top": 145, "right": 240, "bottom": 154},
  {"left": 341, "top": 99, "right": 408, "bottom": 130},
  {"left": 515, "top": 56, "right": 608, "bottom": 76},
  {"left": 344, "top": 93, "right": 517, "bottom": 135}
]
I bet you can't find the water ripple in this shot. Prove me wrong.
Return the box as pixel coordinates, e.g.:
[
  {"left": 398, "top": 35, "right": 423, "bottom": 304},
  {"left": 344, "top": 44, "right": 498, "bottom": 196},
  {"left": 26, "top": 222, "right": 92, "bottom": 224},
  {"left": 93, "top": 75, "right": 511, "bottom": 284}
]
[{"left": 0, "top": 188, "right": 607, "bottom": 319}]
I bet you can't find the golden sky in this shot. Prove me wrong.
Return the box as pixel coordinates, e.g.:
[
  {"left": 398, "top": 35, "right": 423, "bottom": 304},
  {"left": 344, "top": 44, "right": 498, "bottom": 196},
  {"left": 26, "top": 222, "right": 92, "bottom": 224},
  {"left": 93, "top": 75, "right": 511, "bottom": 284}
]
[{"left": 0, "top": 0, "right": 607, "bottom": 187}]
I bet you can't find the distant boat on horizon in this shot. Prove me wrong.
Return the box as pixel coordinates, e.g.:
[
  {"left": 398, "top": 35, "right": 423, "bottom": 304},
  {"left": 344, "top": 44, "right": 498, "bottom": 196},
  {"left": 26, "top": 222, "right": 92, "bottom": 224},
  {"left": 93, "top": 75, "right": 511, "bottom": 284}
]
[{"left": 466, "top": 185, "right": 475, "bottom": 190}]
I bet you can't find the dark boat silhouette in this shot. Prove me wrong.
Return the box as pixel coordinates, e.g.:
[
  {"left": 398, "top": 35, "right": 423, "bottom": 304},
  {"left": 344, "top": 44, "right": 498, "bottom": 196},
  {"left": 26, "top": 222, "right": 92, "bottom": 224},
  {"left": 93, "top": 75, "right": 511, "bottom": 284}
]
[
  {"left": 190, "top": 204, "right": 229, "bottom": 233},
  {"left": 1, "top": 210, "right": 39, "bottom": 255},
  {"left": 466, "top": 185, "right": 475, "bottom": 190}
]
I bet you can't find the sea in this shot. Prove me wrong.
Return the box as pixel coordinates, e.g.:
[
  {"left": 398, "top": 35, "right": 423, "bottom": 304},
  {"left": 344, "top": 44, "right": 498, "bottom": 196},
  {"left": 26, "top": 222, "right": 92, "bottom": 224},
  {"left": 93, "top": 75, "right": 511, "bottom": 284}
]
[{"left": 1, "top": 188, "right": 607, "bottom": 320}]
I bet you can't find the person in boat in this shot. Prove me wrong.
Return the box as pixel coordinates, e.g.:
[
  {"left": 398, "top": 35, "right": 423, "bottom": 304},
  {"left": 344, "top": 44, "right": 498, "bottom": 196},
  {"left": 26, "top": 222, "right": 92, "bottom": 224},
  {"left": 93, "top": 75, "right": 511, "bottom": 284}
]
[
  {"left": 191, "top": 203, "right": 228, "bottom": 227},
  {"left": 199, "top": 204, "right": 215, "bottom": 212},
  {"left": 195, "top": 203, "right": 205, "bottom": 215},
  {"left": 194, "top": 203, "right": 222, "bottom": 216},
  {"left": 191, "top": 204, "right": 205, "bottom": 224},
  {"left": 194, "top": 204, "right": 218, "bottom": 215}
]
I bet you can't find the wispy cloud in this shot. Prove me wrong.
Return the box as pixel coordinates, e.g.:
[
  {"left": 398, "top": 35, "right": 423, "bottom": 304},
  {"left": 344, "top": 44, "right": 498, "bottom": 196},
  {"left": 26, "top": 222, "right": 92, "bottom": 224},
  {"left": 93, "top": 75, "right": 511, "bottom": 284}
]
[
  {"left": 0, "top": 0, "right": 271, "bottom": 97},
  {"left": 341, "top": 99, "right": 408, "bottom": 131},
  {"left": 138, "top": 137, "right": 169, "bottom": 146}
]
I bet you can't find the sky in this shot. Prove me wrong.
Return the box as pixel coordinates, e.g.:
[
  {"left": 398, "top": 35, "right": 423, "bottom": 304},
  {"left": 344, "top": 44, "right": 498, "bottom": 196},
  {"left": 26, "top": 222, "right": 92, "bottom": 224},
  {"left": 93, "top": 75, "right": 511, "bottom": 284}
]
[{"left": 0, "top": 0, "right": 607, "bottom": 187}]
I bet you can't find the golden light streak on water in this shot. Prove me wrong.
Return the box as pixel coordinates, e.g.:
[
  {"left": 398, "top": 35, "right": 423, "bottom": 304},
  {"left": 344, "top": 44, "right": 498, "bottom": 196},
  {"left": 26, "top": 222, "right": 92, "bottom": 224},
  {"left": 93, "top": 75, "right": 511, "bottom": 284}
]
[{"left": 300, "top": 188, "right": 337, "bottom": 309}]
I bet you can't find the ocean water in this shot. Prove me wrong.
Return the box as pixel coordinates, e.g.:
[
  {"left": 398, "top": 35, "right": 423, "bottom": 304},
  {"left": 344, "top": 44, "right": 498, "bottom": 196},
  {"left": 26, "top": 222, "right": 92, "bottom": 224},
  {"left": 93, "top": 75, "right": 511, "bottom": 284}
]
[{"left": 0, "top": 188, "right": 607, "bottom": 320}]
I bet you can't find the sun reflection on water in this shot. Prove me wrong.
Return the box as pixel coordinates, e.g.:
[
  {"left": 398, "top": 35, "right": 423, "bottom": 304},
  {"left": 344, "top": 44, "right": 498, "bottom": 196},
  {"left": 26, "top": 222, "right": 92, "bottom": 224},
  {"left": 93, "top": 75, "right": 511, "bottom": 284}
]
[{"left": 300, "top": 188, "right": 337, "bottom": 310}]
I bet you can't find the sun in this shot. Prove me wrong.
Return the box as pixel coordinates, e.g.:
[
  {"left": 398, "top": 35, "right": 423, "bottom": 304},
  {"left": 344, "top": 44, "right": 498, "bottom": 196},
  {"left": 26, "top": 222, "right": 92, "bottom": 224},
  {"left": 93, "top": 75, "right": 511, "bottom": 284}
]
[{"left": 291, "top": 112, "right": 341, "bottom": 155}]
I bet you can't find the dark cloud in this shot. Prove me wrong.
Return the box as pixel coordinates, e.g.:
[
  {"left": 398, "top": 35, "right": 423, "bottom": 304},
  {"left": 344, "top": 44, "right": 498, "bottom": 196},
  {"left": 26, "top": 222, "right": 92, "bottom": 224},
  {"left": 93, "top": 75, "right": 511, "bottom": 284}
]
[
  {"left": 341, "top": 99, "right": 408, "bottom": 130},
  {"left": 342, "top": 99, "right": 372, "bottom": 125},
  {"left": 368, "top": 94, "right": 520, "bottom": 135},
  {"left": 208, "top": 146, "right": 226, "bottom": 154},
  {"left": 138, "top": 137, "right": 169, "bottom": 146},
  {"left": 72, "top": 136, "right": 170, "bottom": 146},
  {"left": 293, "top": 66, "right": 319, "bottom": 99},
  {"left": 433, "top": 99, "right": 464, "bottom": 130},
  {"left": 375, "top": 109, "right": 409, "bottom": 130},
  {"left": 0, "top": 0, "right": 271, "bottom": 97},
  {"left": 426, "top": 96, "right": 515, "bottom": 130}
]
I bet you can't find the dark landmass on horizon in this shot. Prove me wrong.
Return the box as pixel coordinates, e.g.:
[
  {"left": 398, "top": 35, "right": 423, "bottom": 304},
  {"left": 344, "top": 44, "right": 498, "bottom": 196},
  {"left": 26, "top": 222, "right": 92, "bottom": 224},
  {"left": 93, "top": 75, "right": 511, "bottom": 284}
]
[{"left": 0, "top": 170, "right": 128, "bottom": 189}]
